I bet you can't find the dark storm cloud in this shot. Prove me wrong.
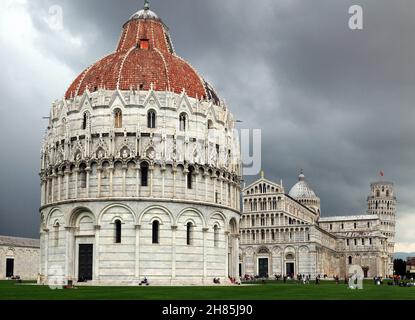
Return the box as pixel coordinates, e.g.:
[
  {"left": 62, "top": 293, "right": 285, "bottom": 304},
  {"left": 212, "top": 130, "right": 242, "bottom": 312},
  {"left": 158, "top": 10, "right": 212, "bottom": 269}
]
[{"left": 1, "top": 0, "right": 414, "bottom": 245}]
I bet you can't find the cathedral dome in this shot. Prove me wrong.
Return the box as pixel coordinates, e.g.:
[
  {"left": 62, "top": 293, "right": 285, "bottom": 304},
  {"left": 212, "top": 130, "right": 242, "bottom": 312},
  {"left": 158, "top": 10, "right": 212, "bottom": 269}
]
[
  {"left": 289, "top": 172, "right": 317, "bottom": 199},
  {"left": 65, "top": 2, "right": 220, "bottom": 104}
]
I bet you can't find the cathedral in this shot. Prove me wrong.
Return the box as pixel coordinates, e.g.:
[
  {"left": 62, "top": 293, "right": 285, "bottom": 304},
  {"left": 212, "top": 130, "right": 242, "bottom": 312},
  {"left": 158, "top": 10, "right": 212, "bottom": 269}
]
[
  {"left": 39, "top": 2, "right": 241, "bottom": 286},
  {"left": 240, "top": 172, "right": 396, "bottom": 279},
  {"left": 38, "top": 2, "right": 397, "bottom": 286}
]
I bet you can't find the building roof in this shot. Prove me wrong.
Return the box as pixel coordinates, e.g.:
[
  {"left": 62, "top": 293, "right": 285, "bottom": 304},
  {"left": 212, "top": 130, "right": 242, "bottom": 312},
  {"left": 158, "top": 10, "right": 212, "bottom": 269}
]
[
  {"left": 319, "top": 215, "right": 379, "bottom": 222},
  {"left": 337, "top": 230, "right": 386, "bottom": 238},
  {"left": 0, "top": 236, "right": 40, "bottom": 248},
  {"left": 65, "top": 3, "right": 220, "bottom": 104},
  {"left": 288, "top": 172, "right": 319, "bottom": 200}
]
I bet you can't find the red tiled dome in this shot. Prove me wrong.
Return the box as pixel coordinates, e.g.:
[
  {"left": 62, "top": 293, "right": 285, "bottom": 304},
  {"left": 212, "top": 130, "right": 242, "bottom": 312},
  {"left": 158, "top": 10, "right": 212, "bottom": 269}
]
[{"left": 65, "top": 6, "right": 220, "bottom": 103}]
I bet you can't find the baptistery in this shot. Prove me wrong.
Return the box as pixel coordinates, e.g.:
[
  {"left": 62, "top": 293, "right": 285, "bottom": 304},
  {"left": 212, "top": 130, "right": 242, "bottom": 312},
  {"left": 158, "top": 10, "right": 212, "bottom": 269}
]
[{"left": 39, "top": 2, "right": 241, "bottom": 285}]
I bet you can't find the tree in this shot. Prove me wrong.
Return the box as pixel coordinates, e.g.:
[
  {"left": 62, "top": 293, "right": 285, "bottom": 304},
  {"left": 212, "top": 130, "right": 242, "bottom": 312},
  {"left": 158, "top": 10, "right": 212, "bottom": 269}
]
[{"left": 393, "top": 259, "right": 406, "bottom": 277}]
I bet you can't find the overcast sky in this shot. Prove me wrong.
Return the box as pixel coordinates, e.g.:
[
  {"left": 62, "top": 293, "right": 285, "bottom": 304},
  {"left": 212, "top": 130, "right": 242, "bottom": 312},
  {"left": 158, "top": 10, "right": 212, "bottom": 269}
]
[{"left": 0, "top": 0, "right": 414, "bottom": 251}]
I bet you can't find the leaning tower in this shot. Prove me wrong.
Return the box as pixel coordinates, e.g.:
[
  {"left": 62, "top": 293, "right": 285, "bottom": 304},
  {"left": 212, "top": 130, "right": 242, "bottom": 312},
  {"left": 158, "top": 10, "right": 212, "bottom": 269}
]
[{"left": 367, "top": 181, "right": 396, "bottom": 275}]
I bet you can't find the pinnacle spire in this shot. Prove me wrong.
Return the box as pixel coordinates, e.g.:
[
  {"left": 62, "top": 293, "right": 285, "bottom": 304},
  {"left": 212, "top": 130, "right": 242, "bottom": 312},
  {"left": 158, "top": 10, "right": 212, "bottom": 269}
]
[
  {"left": 299, "top": 169, "right": 305, "bottom": 181},
  {"left": 144, "top": 0, "right": 150, "bottom": 10}
]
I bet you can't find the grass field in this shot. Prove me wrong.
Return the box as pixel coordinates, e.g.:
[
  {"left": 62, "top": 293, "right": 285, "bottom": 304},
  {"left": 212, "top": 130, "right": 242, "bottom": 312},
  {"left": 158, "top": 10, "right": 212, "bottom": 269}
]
[{"left": 0, "top": 280, "right": 414, "bottom": 300}]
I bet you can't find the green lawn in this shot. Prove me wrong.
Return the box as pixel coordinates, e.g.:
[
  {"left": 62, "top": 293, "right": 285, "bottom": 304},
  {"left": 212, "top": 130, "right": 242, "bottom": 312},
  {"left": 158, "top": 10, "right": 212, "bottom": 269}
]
[{"left": 0, "top": 280, "right": 414, "bottom": 300}]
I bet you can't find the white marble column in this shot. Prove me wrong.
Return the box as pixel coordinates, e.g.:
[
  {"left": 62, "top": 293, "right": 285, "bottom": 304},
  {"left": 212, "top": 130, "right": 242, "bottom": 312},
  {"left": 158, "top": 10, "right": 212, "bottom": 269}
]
[
  {"left": 44, "top": 230, "right": 49, "bottom": 279},
  {"left": 171, "top": 226, "right": 177, "bottom": 280},
  {"left": 97, "top": 168, "right": 102, "bottom": 197},
  {"left": 109, "top": 167, "right": 114, "bottom": 196},
  {"left": 86, "top": 167, "right": 91, "bottom": 198},
  {"left": 172, "top": 168, "right": 177, "bottom": 198},
  {"left": 74, "top": 169, "right": 79, "bottom": 199},
  {"left": 184, "top": 169, "right": 188, "bottom": 198},
  {"left": 135, "top": 225, "right": 141, "bottom": 280},
  {"left": 94, "top": 225, "right": 101, "bottom": 281},
  {"left": 225, "top": 231, "right": 230, "bottom": 277},
  {"left": 122, "top": 166, "right": 127, "bottom": 196},
  {"left": 204, "top": 173, "right": 209, "bottom": 202},
  {"left": 65, "top": 169, "right": 70, "bottom": 200},
  {"left": 51, "top": 174, "right": 55, "bottom": 203},
  {"left": 136, "top": 167, "right": 140, "bottom": 197},
  {"left": 195, "top": 174, "right": 198, "bottom": 201},
  {"left": 161, "top": 169, "right": 165, "bottom": 197},
  {"left": 150, "top": 167, "right": 154, "bottom": 197},
  {"left": 64, "top": 227, "right": 70, "bottom": 281},
  {"left": 203, "top": 227, "right": 209, "bottom": 282},
  {"left": 57, "top": 172, "right": 62, "bottom": 201}
]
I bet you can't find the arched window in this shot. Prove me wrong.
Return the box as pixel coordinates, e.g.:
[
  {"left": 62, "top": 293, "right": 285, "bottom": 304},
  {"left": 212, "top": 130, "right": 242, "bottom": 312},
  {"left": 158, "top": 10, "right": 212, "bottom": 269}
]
[
  {"left": 152, "top": 220, "right": 159, "bottom": 244},
  {"left": 376, "top": 190, "right": 380, "bottom": 197},
  {"left": 187, "top": 167, "right": 194, "bottom": 189},
  {"left": 179, "top": 113, "right": 188, "bottom": 132},
  {"left": 141, "top": 162, "right": 149, "bottom": 187},
  {"left": 348, "top": 256, "right": 353, "bottom": 265},
  {"left": 186, "top": 222, "right": 193, "bottom": 245},
  {"left": 208, "top": 120, "right": 213, "bottom": 130},
  {"left": 54, "top": 223, "right": 60, "bottom": 247},
  {"left": 115, "top": 220, "right": 122, "bottom": 244},
  {"left": 147, "top": 110, "right": 156, "bottom": 129},
  {"left": 79, "top": 164, "right": 87, "bottom": 188},
  {"left": 114, "top": 109, "right": 122, "bottom": 128},
  {"left": 386, "top": 190, "right": 390, "bottom": 197},
  {"left": 214, "top": 225, "right": 219, "bottom": 247},
  {"left": 61, "top": 118, "right": 67, "bottom": 136},
  {"left": 82, "top": 112, "right": 89, "bottom": 130}
]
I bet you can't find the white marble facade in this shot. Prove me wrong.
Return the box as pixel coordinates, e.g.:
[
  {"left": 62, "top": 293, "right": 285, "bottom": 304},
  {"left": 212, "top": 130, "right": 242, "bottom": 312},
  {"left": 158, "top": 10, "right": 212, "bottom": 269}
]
[
  {"left": 240, "top": 173, "right": 395, "bottom": 279},
  {"left": 39, "top": 7, "right": 242, "bottom": 286},
  {"left": 0, "top": 236, "right": 40, "bottom": 280}
]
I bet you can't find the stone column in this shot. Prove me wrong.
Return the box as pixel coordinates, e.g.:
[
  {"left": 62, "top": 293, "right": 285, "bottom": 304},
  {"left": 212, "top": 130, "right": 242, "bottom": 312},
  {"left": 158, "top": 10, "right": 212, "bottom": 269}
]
[
  {"left": 281, "top": 251, "right": 285, "bottom": 276},
  {"left": 172, "top": 167, "right": 177, "bottom": 198},
  {"left": 225, "top": 231, "right": 230, "bottom": 278},
  {"left": 97, "top": 167, "right": 102, "bottom": 197},
  {"left": 150, "top": 166, "right": 154, "bottom": 197},
  {"left": 203, "top": 227, "right": 209, "bottom": 283},
  {"left": 94, "top": 225, "right": 101, "bottom": 281},
  {"left": 171, "top": 226, "right": 177, "bottom": 281},
  {"left": 57, "top": 172, "right": 62, "bottom": 201},
  {"left": 220, "top": 179, "right": 224, "bottom": 204},
  {"left": 135, "top": 225, "right": 141, "bottom": 280},
  {"left": 69, "top": 226, "right": 77, "bottom": 281},
  {"left": 74, "top": 168, "right": 79, "bottom": 199},
  {"left": 161, "top": 168, "right": 165, "bottom": 197},
  {"left": 136, "top": 166, "right": 141, "bottom": 197},
  {"left": 204, "top": 172, "right": 209, "bottom": 202},
  {"left": 184, "top": 167, "right": 189, "bottom": 198},
  {"left": 122, "top": 165, "right": 127, "bottom": 196},
  {"left": 86, "top": 167, "right": 91, "bottom": 198},
  {"left": 64, "top": 226, "right": 75, "bottom": 282},
  {"left": 43, "top": 229, "right": 50, "bottom": 279},
  {"left": 213, "top": 177, "right": 216, "bottom": 203},
  {"left": 233, "top": 235, "right": 240, "bottom": 278},
  {"left": 109, "top": 166, "right": 114, "bottom": 196},
  {"left": 41, "top": 177, "right": 46, "bottom": 206},
  {"left": 195, "top": 174, "right": 198, "bottom": 201},
  {"left": 65, "top": 168, "right": 70, "bottom": 200},
  {"left": 51, "top": 174, "right": 56, "bottom": 203}
]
